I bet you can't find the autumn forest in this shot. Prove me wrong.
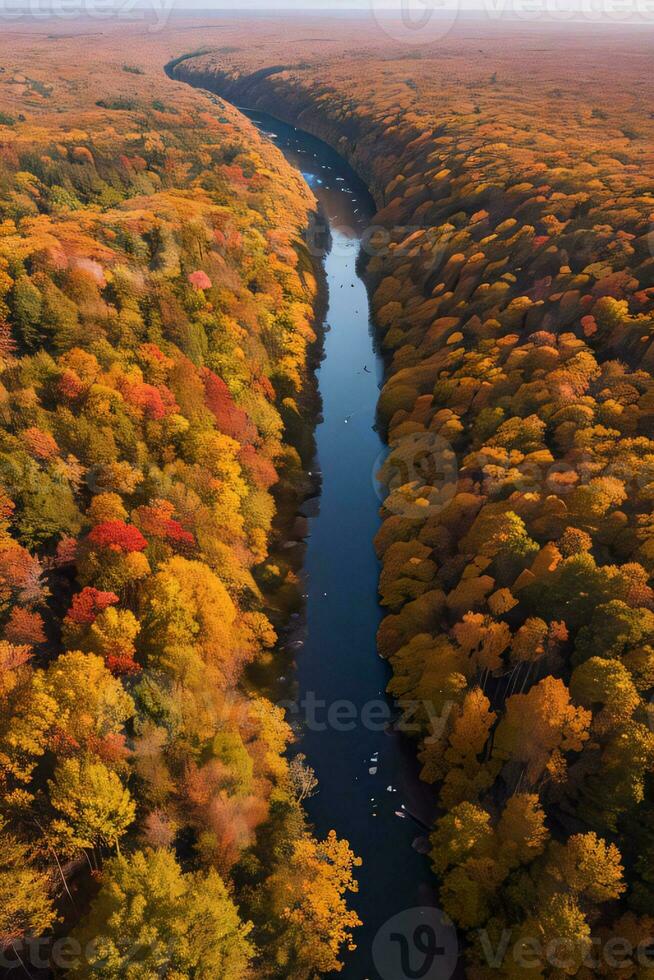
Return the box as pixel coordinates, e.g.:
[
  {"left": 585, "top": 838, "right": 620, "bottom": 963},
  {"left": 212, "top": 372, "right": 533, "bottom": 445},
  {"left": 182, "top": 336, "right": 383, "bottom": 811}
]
[{"left": 1, "top": 12, "right": 653, "bottom": 980}]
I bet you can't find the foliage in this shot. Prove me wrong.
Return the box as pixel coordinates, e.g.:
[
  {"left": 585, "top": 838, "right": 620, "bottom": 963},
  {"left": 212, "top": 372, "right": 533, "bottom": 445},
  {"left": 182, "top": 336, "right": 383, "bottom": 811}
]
[
  {"left": 0, "top": 32, "right": 357, "bottom": 977},
  {"left": 178, "top": 21, "right": 654, "bottom": 975},
  {"left": 69, "top": 848, "right": 253, "bottom": 979}
]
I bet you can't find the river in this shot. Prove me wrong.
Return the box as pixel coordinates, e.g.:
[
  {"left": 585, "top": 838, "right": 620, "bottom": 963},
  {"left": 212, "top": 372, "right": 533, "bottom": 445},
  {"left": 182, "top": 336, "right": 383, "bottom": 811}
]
[{"left": 243, "top": 110, "right": 441, "bottom": 978}]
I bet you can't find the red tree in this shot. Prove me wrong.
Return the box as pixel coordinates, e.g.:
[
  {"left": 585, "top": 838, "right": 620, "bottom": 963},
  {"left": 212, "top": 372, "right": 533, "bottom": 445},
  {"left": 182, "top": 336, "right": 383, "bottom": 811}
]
[
  {"left": 4, "top": 608, "right": 46, "bottom": 646},
  {"left": 66, "top": 586, "right": 119, "bottom": 625},
  {"left": 188, "top": 270, "right": 212, "bottom": 290},
  {"left": 238, "top": 444, "right": 277, "bottom": 490},
  {"left": 202, "top": 369, "right": 257, "bottom": 443},
  {"left": 87, "top": 521, "right": 147, "bottom": 554}
]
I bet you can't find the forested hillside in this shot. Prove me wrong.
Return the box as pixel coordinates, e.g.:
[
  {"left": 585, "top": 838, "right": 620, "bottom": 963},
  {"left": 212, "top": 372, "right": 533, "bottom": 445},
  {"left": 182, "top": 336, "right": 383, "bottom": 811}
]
[
  {"left": 176, "top": 22, "right": 654, "bottom": 974},
  {"left": 0, "top": 28, "right": 360, "bottom": 978}
]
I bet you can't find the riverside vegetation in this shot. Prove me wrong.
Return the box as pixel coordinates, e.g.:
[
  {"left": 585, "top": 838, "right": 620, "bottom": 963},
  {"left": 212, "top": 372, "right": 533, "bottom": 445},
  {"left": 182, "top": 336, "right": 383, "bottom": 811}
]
[
  {"left": 2, "top": 15, "right": 654, "bottom": 977},
  {"left": 171, "top": 19, "right": 654, "bottom": 977},
  {"left": 0, "top": 26, "right": 362, "bottom": 979}
]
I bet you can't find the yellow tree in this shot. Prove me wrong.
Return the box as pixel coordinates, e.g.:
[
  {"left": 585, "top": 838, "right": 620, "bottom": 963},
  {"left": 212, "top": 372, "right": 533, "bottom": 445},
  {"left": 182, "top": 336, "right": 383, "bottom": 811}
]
[
  {"left": 492, "top": 676, "right": 591, "bottom": 787},
  {"left": 421, "top": 686, "right": 497, "bottom": 808},
  {"left": 266, "top": 830, "right": 362, "bottom": 978}
]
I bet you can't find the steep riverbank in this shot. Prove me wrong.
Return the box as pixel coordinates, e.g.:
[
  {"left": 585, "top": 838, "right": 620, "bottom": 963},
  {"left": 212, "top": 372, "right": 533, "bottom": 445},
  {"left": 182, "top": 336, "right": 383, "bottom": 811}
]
[{"left": 166, "top": 58, "right": 387, "bottom": 207}]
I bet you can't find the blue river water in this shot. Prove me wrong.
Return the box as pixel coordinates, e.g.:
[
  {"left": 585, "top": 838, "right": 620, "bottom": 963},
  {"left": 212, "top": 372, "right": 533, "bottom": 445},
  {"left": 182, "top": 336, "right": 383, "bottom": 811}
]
[{"left": 244, "top": 110, "right": 443, "bottom": 979}]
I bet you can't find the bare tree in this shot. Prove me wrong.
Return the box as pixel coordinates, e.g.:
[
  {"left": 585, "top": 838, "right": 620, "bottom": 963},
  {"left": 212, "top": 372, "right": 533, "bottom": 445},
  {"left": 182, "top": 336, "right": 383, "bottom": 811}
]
[{"left": 288, "top": 754, "right": 318, "bottom": 803}]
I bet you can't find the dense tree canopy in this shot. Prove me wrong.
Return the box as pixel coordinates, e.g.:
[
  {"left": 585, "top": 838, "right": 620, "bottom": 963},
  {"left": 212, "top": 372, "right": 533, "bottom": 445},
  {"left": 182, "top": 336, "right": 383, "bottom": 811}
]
[
  {"left": 0, "top": 27, "right": 360, "bottom": 979},
  {"left": 176, "top": 18, "right": 654, "bottom": 976}
]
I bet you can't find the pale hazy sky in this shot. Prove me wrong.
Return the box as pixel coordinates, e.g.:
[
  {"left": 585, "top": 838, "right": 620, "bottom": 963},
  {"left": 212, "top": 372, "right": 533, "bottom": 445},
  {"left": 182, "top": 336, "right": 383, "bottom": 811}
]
[
  {"left": 13, "top": 0, "right": 653, "bottom": 27},
  {"left": 167, "top": 0, "right": 654, "bottom": 17}
]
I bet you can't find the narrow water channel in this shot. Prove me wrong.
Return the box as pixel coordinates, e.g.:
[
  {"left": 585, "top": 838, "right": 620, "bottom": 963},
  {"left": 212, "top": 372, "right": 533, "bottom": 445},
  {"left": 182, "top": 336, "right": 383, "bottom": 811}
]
[{"left": 244, "top": 110, "right": 439, "bottom": 978}]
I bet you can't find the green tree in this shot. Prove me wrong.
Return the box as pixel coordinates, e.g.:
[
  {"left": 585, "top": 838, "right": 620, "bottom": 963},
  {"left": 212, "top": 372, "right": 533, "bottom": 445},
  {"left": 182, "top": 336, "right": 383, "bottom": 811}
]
[
  {"left": 17, "top": 471, "right": 83, "bottom": 548},
  {"left": 574, "top": 600, "right": 654, "bottom": 665},
  {"left": 48, "top": 756, "right": 135, "bottom": 854},
  {"left": 69, "top": 848, "right": 253, "bottom": 979},
  {"left": 570, "top": 657, "right": 639, "bottom": 734},
  {"left": 11, "top": 277, "right": 43, "bottom": 350},
  {"left": 430, "top": 801, "right": 494, "bottom": 876},
  {"left": 0, "top": 819, "right": 56, "bottom": 947},
  {"left": 575, "top": 721, "right": 654, "bottom": 831}
]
